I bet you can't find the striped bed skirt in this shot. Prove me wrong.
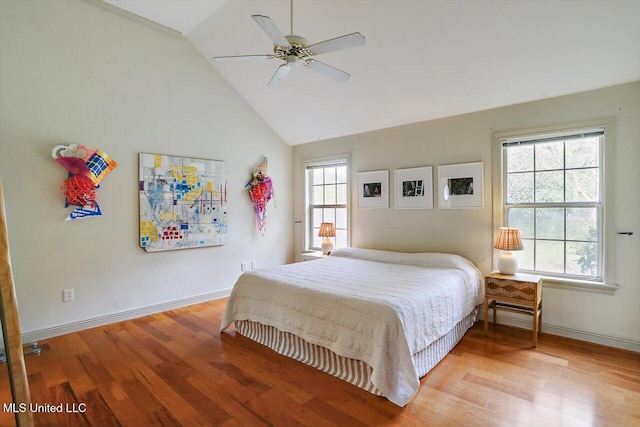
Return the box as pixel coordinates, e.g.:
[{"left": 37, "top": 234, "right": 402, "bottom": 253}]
[{"left": 235, "top": 306, "right": 479, "bottom": 398}]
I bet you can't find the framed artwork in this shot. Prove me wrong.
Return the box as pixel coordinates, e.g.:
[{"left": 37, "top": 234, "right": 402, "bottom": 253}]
[
  {"left": 437, "top": 162, "right": 484, "bottom": 209},
  {"left": 357, "top": 170, "right": 389, "bottom": 209},
  {"left": 394, "top": 166, "right": 433, "bottom": 209},
  {"left": 139, "top": 153, "right": 228, "bottom": 252}
]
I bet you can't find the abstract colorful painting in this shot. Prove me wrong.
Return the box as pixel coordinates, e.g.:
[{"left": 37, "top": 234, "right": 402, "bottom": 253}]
[{"left": 139, "top": 153, "right": 228, "bottom": 252}]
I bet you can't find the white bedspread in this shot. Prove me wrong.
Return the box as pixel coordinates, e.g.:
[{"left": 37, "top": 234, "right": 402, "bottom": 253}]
[{"left": 221, "top": 248, "right": 483, "bottom": 406}]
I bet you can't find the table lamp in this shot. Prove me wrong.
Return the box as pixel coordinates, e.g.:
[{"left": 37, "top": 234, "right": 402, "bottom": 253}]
[
  {"left": 494, "top": 227, "right": 524, "bottom": 274},
  {"left": 318, "top": 222, "right": 336, "bottom": 255}
]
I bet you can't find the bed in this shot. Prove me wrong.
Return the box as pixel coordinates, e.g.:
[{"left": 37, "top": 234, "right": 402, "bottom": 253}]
[{"left": 221, "top": 247, "right": 484, "bottom": 406}]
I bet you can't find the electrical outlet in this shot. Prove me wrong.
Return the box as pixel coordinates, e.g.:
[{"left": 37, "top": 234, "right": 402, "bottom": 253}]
[
  {"left": 63, "top": 289, "right": 74, "bottom": 302},
  {"left": 240, "top": 262, "right": 248, "bottom": 271},
  {"left": 250, "top": 261, "right": 257, "bottom": 269}
]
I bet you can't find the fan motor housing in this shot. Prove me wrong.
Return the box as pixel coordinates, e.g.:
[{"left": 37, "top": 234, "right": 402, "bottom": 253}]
[
  {"left": 284, "top": 35, "right": 309, "bottom": 47},
  {"left": 273, "top": 35, "right": 312, "bottom": 62}
]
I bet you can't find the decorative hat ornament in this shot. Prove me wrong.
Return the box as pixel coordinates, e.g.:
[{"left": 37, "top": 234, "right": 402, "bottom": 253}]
[
  {"left": 245, "top": 157, "right": 274, "bottom": 234},
  {"left": 52, "top": 144, "right": 117, "bottom": 220}
]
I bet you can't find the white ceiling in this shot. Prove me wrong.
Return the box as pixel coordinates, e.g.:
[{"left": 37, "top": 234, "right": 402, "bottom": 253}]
[{"left": 103, "top": 0, "right": 640, "bottom": 145}]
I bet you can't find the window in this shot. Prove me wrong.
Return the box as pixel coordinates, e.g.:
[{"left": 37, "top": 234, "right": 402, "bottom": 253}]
[
  {"left": 306, "top": 160, "right": 348, "bottom": 251},
  {"left": 499, "top": 126, "right": 607, "bottom": 281}
]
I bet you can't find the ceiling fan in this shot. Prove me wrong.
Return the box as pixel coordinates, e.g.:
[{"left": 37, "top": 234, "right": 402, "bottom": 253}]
[{"left": 212, "top": 1, "right": 365, "bottom": 86}]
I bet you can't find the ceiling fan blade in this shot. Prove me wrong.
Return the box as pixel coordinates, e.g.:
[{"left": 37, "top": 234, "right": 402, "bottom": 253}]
[
  {"left": 212, "top": 54, "right": 272, "bottom": 61},
  {"left": 308, "top": 32, "right": 365, "bottom": 56},
  {"left": 268, "top": 64, "right": 291, "bottom": 86},
  {"left": 251, "top": 15, "right": 291, "bottom": 48},
  {"left": 305, "top": 60, "right": 350, "bottom": 82}
]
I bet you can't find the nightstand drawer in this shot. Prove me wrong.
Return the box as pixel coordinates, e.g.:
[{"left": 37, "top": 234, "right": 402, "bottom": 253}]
[{"left": 486, "top": 276, "right": 538, "bottom": 302}]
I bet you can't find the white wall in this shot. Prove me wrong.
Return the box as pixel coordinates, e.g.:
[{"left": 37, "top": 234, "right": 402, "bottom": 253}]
[
  {"left": 293, "top": 82, "right": 640, "bottom": 351},
  {"left": 0, "top": 0, "right": 293, "bottom": 340}
]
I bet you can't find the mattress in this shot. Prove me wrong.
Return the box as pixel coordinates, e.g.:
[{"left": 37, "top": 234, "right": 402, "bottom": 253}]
[{"left": 221, "top": 247, "right": 483, "bottom": 406}]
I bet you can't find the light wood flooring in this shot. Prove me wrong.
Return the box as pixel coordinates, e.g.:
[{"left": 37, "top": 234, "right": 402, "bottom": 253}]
[{"left": 1, "top": 298, "right": 638, "bottom": 426}]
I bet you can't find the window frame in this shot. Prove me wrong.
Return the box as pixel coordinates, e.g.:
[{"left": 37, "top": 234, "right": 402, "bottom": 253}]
[
  {"left": 304, "top": 155, "right": 350, "bottom": 252},
  {"left": 493, "top": 119, "right": 618, "bottom": 293}
]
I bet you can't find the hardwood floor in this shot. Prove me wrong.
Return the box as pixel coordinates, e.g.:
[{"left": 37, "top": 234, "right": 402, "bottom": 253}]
[{"left": 1, "top": 298, "right": 638, "bottom": 426}]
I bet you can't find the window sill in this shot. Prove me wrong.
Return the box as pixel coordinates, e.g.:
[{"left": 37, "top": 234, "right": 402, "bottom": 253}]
[{"left": 541, "top": 276, "right": 619, "bottom": 295}]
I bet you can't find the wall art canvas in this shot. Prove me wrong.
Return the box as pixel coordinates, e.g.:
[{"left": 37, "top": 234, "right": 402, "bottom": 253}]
[
  {"left": 357, "top": 170, "right": 389, "bottom": 208},
  {"left": 139, "top": 153, "right": 228, "bottom": 252},
  {"left": 437, "top": 161, "right": 484, "bottom": 209},
  {"left": 395, "top": 166, "right": 433, "bottom": 209}
]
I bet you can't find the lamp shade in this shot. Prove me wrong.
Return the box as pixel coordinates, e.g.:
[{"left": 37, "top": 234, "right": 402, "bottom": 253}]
[
  {"left": 318, "top": 222, "right": 336, "bottom": 237},
  {"left": 494, "top": 227, "right": 524, "bottom": 251}
]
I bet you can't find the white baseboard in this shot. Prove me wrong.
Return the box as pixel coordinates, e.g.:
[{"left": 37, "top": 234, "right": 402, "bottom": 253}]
[
  {"left": 480, "top": 311, "right": 640, "bottom": 353},
  {"left": 15, "top": 288, "right": 233, "bottom": 347}
]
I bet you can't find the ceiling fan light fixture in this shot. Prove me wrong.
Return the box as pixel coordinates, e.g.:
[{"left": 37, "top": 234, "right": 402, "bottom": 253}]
[
  {"left": 212, "top": 2, "right": 365, "bottom": 86},
  {"left": 286, "top": 55, "right": 299, "bottom": 67}
]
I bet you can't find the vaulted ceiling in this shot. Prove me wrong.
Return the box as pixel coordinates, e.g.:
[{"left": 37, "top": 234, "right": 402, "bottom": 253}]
[{"left": 103, "top": 0, "right": 640, "bottom": 145}]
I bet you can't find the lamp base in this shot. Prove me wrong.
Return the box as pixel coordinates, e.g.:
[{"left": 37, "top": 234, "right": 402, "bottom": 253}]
[
  {"left": 321, "top": 238, "right": 334, "bottom": 255},
  {"left": 498, "top": 251, "right": 518, "bottom": 275}
]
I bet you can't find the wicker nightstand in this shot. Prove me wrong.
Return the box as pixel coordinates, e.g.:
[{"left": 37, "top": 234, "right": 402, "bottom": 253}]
[{"left": 484, "top": 272, "right": 543, "bottom": 347}]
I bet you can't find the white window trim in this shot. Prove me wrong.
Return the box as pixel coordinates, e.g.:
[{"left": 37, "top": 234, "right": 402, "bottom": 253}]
[
  {"left": 492, "top": 119, "right": 619, "bottom": 294},
  {"left": 304, "top": 154, "right": 351, "bottom": 252}
]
